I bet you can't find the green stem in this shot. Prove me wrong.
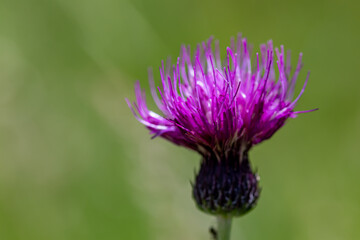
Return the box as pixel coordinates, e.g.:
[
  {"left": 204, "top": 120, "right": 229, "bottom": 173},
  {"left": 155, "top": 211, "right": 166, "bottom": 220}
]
[{"left": 216, "top": 216, "right": 232, "bottom": 240}]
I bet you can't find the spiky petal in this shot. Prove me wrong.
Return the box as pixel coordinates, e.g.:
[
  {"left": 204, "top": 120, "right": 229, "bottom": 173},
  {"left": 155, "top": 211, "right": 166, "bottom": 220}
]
[{"left": 127, "top": 34, "right": 316, "bottom": 160}]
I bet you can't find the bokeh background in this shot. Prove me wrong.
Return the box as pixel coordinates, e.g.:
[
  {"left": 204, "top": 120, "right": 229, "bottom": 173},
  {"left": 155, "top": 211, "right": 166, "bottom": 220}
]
[{"left": 0, "top": 0, "right": 359, "bottom": 239}]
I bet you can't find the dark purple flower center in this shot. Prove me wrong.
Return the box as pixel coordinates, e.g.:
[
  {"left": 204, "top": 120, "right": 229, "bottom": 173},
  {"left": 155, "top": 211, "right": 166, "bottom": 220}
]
[{"left": 192, "top": 153, "right": 260, "bottom": 216}]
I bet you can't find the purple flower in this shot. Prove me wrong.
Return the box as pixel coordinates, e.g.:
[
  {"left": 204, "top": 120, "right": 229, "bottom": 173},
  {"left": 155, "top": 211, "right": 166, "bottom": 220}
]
[
  {"left": 126, "top": 34, "right": 316, "bottom": 161},
  {"left": 127, "top": 34, "right": 317, "bottom": 217}
]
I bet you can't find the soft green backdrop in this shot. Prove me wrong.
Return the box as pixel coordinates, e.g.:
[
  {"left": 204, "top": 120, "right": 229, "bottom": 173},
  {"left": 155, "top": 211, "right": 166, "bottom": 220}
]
[{"left": 0, "top": 0, "right": 359, "bottom": 239}]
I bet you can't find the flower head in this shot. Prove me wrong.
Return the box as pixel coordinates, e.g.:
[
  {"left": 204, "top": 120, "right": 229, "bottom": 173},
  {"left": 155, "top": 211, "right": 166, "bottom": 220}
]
[
  {"left": 127, "top": 34, "right": 316, "bottom": 217},
  {"left": 126, "top": 34, "right": 315, "bottom": 161}
]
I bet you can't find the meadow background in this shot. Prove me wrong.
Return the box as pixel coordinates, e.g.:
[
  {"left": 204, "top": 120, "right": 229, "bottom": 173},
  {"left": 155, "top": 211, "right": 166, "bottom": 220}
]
[{"left": 0, "top": 0, "right": 359, "bottom": 239}]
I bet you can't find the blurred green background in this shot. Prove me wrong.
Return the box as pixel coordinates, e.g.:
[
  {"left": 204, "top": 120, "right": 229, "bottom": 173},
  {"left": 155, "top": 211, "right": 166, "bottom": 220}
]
[{"left": 0, "top": 0, "right": 359, "bottom": 239}]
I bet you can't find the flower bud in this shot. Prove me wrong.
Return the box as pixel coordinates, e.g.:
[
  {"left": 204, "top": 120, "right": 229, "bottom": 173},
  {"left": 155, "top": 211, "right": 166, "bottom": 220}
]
[{"left": 192, "top": 153, "right": 260, "bottom": 217}]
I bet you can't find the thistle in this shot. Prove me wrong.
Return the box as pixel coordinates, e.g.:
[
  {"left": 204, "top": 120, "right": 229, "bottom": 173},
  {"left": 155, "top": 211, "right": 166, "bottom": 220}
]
[{"left": 126, "top": 34, "right": 316, "bottom": 240}]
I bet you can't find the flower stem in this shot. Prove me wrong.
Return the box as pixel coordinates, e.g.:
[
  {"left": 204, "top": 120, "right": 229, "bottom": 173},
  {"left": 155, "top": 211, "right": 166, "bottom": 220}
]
[{"left": 216, "top": 216, "right": 232, "bottom": 240}]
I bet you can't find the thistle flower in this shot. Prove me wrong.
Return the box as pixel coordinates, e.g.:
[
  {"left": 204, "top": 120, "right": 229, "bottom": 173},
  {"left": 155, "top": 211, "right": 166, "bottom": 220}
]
[{"left": 126, "top": 34, "right": 316, "bottom": 224}]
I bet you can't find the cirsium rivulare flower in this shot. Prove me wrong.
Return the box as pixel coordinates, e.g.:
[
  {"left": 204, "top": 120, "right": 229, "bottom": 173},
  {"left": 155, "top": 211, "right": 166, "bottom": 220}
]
[
  {"left": 126, "top": 34, "right": 317, "bottom": 217},
  {"left": 126, "top": 35, "right": 316, "bottom": 161}
]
